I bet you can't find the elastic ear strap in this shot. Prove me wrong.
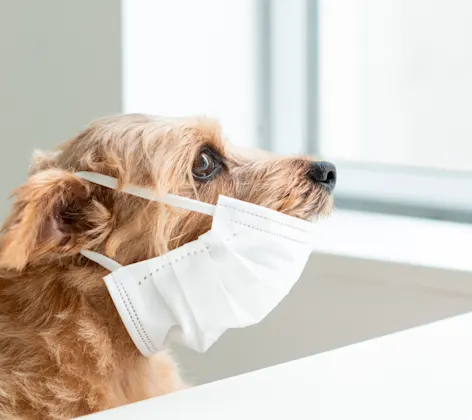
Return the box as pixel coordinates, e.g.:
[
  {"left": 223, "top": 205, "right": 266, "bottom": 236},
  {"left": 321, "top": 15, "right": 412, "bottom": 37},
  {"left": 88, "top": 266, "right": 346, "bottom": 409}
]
[
  {"left": 75, "top": 172, "right": 215, "bottom": 216},
  {"left": 80, "top": 250, "right": 123, "bottom": 271}
]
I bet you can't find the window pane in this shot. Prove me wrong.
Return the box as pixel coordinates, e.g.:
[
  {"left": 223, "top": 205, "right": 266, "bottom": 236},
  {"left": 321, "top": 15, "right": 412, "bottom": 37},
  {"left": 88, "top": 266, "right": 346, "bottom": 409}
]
[
  {"left": 319, "top": 0, "right": 472, "bottom": 172},
  {"left": 123, "top": 0, "right": 258, "bottom": 149}
]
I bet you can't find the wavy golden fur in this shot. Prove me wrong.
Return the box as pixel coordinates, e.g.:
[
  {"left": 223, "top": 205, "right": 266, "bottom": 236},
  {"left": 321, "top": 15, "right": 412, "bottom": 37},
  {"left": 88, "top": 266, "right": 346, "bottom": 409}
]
[{"left": 0, "top": 114, "right": 333, "bottom": 419}]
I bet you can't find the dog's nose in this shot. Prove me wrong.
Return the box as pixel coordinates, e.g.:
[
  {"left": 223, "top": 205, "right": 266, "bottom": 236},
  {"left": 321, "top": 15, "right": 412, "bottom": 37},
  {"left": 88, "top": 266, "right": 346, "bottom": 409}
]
[{"left": 308, "top": 161, "right": 337, "bottom": 191}]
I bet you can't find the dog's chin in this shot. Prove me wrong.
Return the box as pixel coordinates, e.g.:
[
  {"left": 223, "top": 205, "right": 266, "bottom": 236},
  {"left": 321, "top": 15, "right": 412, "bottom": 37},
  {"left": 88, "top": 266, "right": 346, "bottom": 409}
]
[
  {"left": 303, "top": 193, "right": 334, "bottom": 222},
  {"left": 294, "top": 187, "right": 334, "bottom": 222},
  {"left": 307, "top": 206, "right": 331, "bottom": 222}
]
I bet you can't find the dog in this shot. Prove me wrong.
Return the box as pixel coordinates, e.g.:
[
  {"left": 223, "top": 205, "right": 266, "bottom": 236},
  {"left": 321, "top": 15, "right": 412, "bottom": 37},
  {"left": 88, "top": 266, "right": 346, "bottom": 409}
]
[{"left": 0, "top": 114, "right": 336, "bottom": 419}]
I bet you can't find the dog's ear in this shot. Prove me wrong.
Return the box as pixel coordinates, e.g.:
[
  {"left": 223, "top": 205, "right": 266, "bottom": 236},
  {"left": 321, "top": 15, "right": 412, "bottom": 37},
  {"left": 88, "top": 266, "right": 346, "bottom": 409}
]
[{"left": 0, "top": 169, "right": 112, "bottom": 271}]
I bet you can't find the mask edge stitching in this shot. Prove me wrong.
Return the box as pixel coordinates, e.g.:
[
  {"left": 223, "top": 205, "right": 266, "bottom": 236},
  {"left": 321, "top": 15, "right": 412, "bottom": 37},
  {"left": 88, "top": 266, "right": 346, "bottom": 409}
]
[
  {"left": 114, "top": 276, "right": 157, "bottom": 354},
  {"left": 231, "top": 222, "right": 308, "bottom": 244},
  {"left": 219, "top": 204, "right": 312, "bottom": 233},
  {"left": 143, "top": 226, "right": 304, "bottom": 281},
  {"left": 145, "top": 244, "right": 214, "bottom": 276}
]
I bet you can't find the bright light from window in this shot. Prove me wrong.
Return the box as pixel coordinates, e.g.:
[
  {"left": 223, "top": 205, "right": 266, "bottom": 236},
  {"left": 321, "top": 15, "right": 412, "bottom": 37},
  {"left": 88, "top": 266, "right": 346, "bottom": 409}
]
[
  {"left": 319, "top": 0, "right": 472, "bottom": 172},
  {"left": 123, "top": 0, "right": 258, "bottom": 148}
]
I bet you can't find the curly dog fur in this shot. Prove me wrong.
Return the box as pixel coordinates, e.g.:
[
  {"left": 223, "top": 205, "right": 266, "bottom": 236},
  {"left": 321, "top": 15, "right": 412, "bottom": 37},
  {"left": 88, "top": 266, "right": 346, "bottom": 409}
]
[{"left": 0, "top": 114, "right": 333, "bottom": 419}]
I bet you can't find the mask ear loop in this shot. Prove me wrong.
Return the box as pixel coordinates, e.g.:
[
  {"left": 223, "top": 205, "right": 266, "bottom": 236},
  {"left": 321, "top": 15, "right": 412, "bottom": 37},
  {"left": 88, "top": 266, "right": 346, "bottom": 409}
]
[
  {"left": 80, "top": 250, "right": 122, "bottom": 271},
  {"left": 75, "top": 172, "right": 215, "bottom": 216},
  {"left": 75, "top": 171, "right": 217, "bottom": 271}
]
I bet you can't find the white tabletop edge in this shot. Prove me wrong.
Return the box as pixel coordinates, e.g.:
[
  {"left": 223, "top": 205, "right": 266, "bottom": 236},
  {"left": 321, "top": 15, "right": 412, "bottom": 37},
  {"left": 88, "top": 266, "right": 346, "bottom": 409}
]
[{"left": 78, "top": 311, "right": 472, "bottom": 420}]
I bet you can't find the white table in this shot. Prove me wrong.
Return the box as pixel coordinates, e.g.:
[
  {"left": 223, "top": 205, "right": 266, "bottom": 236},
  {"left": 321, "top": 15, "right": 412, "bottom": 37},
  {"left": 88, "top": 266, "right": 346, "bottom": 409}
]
[{"left": 80, "top": 313, "right": 472, "bottom": 419}]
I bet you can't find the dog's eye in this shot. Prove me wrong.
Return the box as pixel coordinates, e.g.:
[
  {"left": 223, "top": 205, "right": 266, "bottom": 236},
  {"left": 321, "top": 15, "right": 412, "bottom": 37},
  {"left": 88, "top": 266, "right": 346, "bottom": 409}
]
[{"left": 192, "top": 151, "right": 220, "bottom": 181}]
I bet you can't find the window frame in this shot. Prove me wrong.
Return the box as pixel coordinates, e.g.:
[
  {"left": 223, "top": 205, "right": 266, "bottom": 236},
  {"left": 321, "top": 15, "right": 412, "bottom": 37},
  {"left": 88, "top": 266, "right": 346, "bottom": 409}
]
[{"left": 257, "top": 0, "right": 472, "bottom": 223}]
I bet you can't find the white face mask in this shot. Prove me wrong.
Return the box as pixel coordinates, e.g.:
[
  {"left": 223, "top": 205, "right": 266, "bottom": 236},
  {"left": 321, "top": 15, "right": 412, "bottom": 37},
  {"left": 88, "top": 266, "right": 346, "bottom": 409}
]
[{"left": 76, "top": 172, "right": 316, "bottom": 356}]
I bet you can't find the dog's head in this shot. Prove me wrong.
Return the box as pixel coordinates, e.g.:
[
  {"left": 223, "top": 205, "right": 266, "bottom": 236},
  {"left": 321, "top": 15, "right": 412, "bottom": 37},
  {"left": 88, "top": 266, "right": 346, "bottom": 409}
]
[{"left": 0, "top": 114, "right": 335, "bottom": 272}]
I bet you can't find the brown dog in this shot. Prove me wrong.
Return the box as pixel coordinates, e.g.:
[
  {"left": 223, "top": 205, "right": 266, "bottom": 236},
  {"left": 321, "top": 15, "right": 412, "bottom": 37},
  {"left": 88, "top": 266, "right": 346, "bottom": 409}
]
[{"left": 0, "top": 114, "right": 335, "bottom": 419}]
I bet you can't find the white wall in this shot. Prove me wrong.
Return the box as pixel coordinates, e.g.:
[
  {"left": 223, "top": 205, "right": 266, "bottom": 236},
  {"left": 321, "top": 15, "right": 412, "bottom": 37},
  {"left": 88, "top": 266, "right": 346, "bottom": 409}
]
[{"left": 0, "top": 0, "right": 122, "bottom": 217}]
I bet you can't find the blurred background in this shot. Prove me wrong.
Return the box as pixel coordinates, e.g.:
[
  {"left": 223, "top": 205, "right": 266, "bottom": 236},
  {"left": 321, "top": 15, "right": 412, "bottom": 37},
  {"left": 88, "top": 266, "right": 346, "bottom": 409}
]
[{"left": 2, "top": 0, "right": 472, "bottom": 385}]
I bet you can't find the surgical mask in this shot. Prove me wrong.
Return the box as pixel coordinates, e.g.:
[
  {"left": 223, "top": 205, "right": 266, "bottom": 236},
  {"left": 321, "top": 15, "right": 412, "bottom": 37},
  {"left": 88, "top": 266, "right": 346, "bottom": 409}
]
[{"left": 76, "top": 172, "right": 316, "bottom": 356}]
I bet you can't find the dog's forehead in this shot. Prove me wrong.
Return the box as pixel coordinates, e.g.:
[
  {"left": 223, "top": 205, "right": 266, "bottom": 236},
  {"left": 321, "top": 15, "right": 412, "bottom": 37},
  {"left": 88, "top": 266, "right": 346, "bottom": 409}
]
[{"left": 223, "top": 141, "right": 274, "bottom": 164}]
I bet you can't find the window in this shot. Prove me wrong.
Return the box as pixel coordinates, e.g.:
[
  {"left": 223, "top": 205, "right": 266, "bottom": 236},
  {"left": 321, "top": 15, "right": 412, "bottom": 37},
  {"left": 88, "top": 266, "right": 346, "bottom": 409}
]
[
  {"left": 124, "top": 0, "right": 472, "bottom": 222},
  {"left": 123, "top": 0, "right": 258, "bottom": 149},
  {"left": 260, "top": 0, "right": 472, "bottom": 222},
  {"left": 318, "top": 0, "right": 472, "bottom": 221}
]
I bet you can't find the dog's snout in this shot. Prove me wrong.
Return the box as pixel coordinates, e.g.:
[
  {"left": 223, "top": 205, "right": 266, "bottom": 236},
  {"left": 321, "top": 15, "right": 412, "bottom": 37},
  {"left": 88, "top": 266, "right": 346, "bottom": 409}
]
[{"left": 308, "top": 161, "right": 337, "bottom": 191}]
